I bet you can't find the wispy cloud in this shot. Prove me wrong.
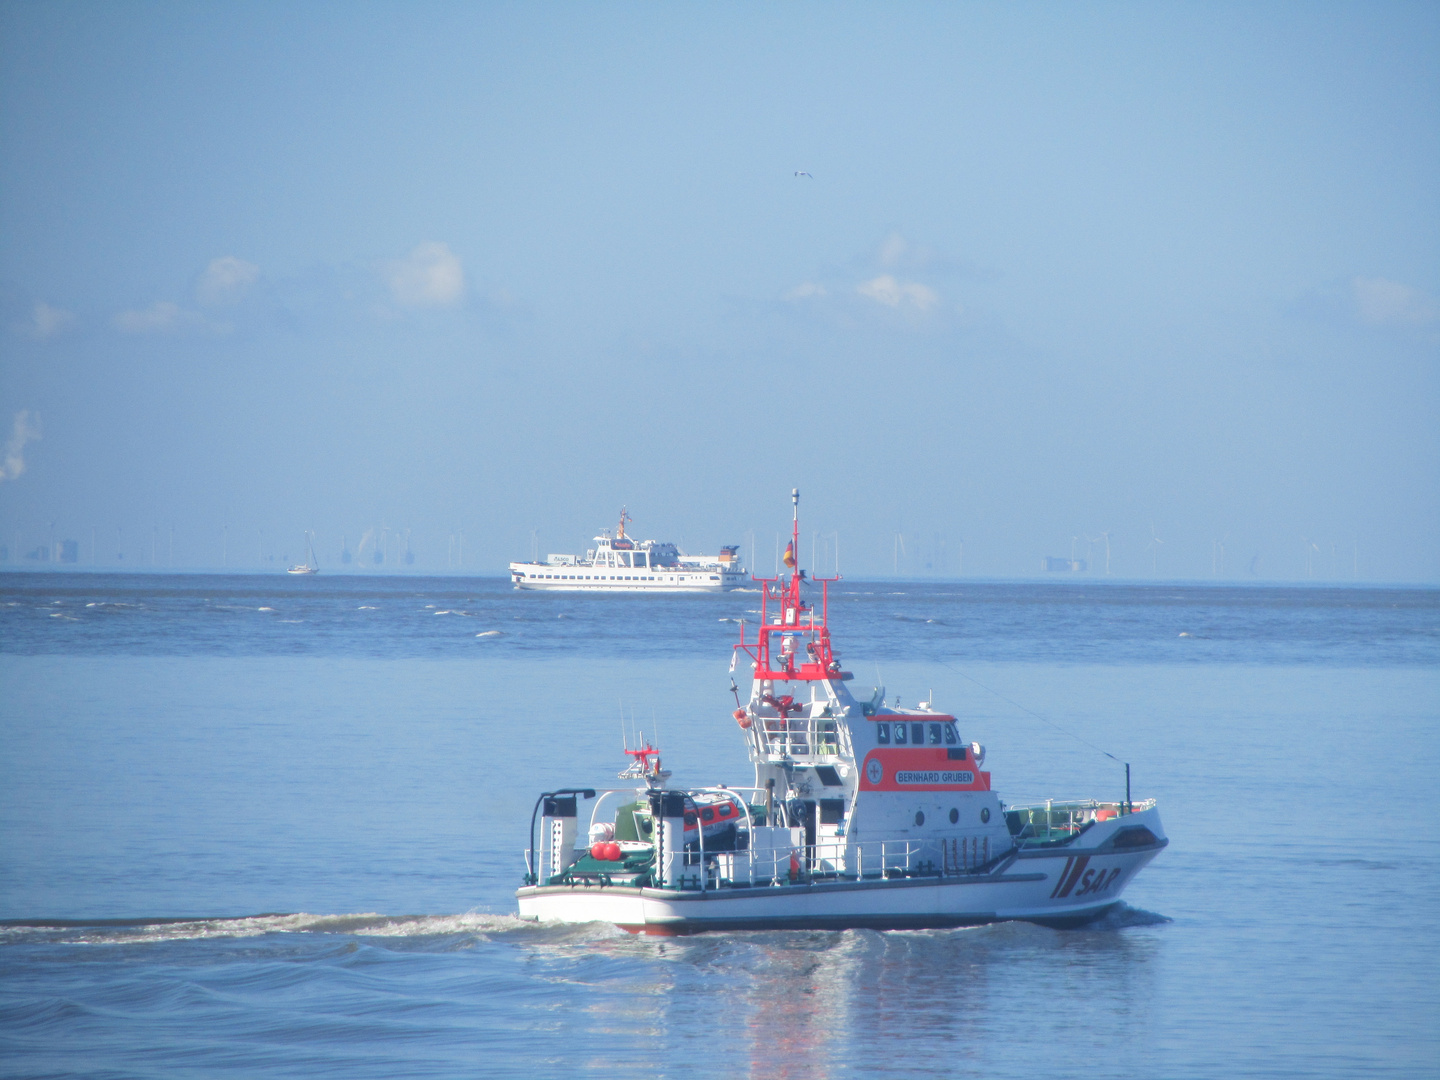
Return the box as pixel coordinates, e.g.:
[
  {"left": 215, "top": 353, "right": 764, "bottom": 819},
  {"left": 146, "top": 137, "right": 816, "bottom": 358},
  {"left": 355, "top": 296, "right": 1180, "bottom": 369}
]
[
  {"left": 196, "top": 256, "right": 260, "bottom": 307},
  {"left": 1351, "top": 277, "right": 1439, "bottom": 329},
  {"left": 0, "top": 410, "right": 40, "bottom": 482},
  {"left": 856, "top": 274, "right": 938, "bottom": 311},
  {"left": 113, "top": 301, "right": 213, "bottom": 334},
  {"left": 783, "top": 282, "right": 827, "bottom": 301},
  {"left": 387, "top": 242, "right": 465, "bottom": 308},
  {"left": 875, "top": 230, "right": 949, "bottom": 273},
  {"left": 781, "top": 231, "right": 955, "bottom": 319},
  {"left": 26, "top": 301, "right": 74, "bottom": 339}
]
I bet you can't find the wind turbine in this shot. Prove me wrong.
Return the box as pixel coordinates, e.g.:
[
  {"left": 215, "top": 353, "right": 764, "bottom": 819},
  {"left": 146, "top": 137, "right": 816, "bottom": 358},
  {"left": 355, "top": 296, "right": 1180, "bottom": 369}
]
[
  {"left": 1148, "top": 524, "right": 1164, "bottom": 576},
  {"left": 1101, "top": 531, "right": 1111, "bottom": 575}
]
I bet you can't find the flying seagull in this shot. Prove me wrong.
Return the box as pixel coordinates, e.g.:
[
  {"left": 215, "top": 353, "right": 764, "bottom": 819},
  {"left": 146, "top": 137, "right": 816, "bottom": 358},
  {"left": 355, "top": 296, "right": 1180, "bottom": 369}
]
[{"left": 794, "top": 171, "right": 813, "bottom": 178}]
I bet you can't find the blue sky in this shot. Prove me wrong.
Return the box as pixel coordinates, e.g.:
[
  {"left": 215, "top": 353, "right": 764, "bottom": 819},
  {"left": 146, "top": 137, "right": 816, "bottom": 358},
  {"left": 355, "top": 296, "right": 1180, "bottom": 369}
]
[{"left": 1, "top": 2, "right": 1436, "bottom": 579}]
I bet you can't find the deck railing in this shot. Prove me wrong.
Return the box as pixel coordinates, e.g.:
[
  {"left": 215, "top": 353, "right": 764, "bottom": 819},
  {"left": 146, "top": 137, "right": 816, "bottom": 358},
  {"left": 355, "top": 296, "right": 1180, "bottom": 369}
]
[
  {"left": 681, "top": 837, "right": 940, "bottom": 890},
  {"left": 1005, "top": 798, "right": 1157, "bottom": 843},
  {"left": 748, "top": 714, "right": 851, "bottom": 760}
]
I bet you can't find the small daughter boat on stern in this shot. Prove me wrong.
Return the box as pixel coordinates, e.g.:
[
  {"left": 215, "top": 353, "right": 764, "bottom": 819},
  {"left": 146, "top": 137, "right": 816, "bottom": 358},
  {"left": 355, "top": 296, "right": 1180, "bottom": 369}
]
[{"left": 516, "top": 491, "right": 1166, "bottom": 934}]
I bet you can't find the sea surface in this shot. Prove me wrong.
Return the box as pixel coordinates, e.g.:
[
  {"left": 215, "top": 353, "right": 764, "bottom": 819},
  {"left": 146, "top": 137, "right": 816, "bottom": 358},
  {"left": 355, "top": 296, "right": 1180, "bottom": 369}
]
[{"left": 2, "top": 573, "right": 1437, "bottom": 1078}]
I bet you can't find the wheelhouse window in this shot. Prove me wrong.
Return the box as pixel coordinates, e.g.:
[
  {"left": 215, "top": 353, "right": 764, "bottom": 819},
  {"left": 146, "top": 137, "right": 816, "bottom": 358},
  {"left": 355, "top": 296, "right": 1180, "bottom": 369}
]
[
  {"left": 944, "top": 722, "right": 958, "bottom": 744},
  {"left": 876, "top": 722, "right": 890, "bottom": 744},
  {"left": 928, "top": 723, "right": 942, "bottom": 745},
  {"left": 892, "top": 722, "right": 907, "bottom": 745},
  {"left": 911, "top": 722, "right": 925, "bottom": 745}
]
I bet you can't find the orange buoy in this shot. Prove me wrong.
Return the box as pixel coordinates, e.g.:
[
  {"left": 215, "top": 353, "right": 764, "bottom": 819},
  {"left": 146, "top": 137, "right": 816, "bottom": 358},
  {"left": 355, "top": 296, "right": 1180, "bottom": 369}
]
[
  {"left": 1095, "top": 808, "right": 1117, "bottom": 822},
  {"left": 590, "top": 842, "right": 608, "bottom": 860},
  {"left": 603, "top": 842, "right": 623, "bottom": 861}
]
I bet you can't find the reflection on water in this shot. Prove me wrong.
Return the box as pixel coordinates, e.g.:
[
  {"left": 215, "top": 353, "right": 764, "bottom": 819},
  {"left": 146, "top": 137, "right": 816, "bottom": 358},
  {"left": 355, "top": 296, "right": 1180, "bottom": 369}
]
[{"left": 478, "top": 909, "right": 1166, "bottom": 1080}]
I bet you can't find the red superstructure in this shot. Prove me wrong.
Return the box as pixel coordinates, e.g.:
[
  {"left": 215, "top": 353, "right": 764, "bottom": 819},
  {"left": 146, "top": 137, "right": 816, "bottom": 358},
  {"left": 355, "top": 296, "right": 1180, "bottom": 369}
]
[{"left": 734, "top": 489, "right": 848, "bottom": 684}]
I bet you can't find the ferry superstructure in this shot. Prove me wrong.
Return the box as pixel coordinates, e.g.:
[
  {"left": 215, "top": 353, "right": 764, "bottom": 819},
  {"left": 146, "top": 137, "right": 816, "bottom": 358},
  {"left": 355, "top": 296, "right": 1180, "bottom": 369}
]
[
  {"left": 516, "top": 491, "right": 1167, "bottom": 934},
  {"left": 509, "top": 508, "right": 746, "bottom": 593}
]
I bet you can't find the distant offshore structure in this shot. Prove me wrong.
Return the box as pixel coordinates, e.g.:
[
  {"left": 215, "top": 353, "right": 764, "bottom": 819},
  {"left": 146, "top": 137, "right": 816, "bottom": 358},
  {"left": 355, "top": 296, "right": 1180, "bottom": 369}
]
[
  {"left": 1043, "top": 556, "right": 1087, "bottom": 573},
  {"left": 510, "top": 507, "right": 746, "bottom": 592}
]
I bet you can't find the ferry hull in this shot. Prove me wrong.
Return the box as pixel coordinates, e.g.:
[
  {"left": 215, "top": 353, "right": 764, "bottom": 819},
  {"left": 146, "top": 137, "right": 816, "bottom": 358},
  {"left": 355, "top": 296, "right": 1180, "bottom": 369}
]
[
  {"left": 517, "top": 826, "right": 1165, "bottom": 935},
  {"left": 511, "top": 575, "right": 744, "bottom": 594}
]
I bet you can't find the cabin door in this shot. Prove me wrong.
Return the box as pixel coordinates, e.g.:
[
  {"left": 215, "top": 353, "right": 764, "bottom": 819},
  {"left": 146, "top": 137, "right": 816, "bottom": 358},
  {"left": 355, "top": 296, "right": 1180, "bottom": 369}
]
[{"left": 798, "top": 800, "right": 817, "bottom": 868}]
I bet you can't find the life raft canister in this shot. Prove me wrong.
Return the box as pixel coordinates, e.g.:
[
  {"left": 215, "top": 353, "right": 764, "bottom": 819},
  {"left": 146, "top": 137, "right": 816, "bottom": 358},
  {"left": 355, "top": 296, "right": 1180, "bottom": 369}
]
[
  {"left": 734, "top": 708, "right": 752, "bottom": 729},
  {"left": 788, "top": 849, "right": 800, "bottom": 882}
]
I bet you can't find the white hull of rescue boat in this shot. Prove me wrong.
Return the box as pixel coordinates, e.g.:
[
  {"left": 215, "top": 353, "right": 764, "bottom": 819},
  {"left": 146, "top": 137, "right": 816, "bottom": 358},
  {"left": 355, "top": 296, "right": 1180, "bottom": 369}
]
[{"left": 517, "top": 808, "right": 1166, "bottom": 934}]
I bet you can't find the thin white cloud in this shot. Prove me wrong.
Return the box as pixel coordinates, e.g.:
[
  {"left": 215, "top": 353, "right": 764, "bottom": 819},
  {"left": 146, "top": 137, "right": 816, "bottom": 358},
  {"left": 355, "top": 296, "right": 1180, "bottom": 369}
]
[
  {"left": 856, "top": 274, "right": 938, "bottom": 311},
  {"left": 1352, "top": 277, "right": 1439, "bottom": 328},
  {"left": 878, "top": 232, "right": 909, "bottom": 268},
  {"left": 196, "top": 256, "right": 260, "bottom": 307},
  {"left": 387, "top": 242, "right": 465, "bottom": 308},
  {"left": 113, "top": 301, "right": 214, "bottom": 334},
  {"left": 783, "top": 282, "right": 827, "bottom": 301},
  {"left": 26, "top": 301, "right": 74, "bottom": 339},
  {"left": 0, "top": 410, "right": 40, "bottom": 482}
]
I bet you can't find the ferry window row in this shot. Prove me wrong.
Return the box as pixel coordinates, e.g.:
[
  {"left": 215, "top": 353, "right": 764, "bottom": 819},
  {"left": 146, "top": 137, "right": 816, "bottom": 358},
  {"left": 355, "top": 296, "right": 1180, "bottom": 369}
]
[
  {"left": 526, "top": 573, "right": 674, "bottom": 580},
  {"left": 875, "top": 721, "right": 959, "bottom": 746},
  {"left": 597, "top": 552, "right": 663, "bottom": 568}
]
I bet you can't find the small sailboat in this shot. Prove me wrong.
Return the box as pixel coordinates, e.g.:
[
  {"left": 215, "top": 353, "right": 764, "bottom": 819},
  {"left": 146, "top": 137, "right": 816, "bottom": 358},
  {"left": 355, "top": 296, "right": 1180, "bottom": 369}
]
[{"left": 287, "top": 531, "right": 318, "bottom": 575}]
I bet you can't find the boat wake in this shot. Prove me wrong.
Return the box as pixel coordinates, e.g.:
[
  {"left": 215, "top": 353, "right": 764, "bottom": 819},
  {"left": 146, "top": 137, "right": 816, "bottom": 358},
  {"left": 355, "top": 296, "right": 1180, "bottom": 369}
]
[
  {"left": 0, "top": 911, "right": 537, "bottom": 946},
  {"left": 1087, "top": 903, "right": 1172, "bottom": 929}
]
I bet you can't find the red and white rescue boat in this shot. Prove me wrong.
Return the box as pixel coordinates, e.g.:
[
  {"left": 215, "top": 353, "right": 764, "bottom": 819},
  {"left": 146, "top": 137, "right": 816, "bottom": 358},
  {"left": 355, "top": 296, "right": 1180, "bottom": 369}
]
[{"left": 516, "top": 491, "right": 1167, "bottom": 933}]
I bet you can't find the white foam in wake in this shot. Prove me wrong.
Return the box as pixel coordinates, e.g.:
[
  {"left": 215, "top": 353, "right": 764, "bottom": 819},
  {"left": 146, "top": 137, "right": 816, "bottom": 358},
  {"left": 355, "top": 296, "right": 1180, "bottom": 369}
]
[{"left": 42, "top": 911, "right": 532, "bottom": 945}]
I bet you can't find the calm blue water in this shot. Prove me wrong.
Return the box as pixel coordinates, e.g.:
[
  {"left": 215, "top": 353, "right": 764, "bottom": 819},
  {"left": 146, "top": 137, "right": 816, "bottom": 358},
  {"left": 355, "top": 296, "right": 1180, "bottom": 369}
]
[{"left": 2, "top": 573, "right": 1438, "bottom": 1078}]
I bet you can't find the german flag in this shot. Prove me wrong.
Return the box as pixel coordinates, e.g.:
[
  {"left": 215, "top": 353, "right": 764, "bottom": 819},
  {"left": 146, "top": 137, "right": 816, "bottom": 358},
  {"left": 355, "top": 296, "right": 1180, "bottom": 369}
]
[{"left": 782, "top": 541, "right": 796, "bottom": 569}]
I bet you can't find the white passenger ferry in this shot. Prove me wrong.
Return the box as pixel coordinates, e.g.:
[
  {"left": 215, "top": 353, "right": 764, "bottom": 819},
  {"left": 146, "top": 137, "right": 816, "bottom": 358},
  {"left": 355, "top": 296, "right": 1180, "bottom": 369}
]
[
  {"left": 516, "top": 490, "right": 1167, "bottom": 934},
  {"left": 509, "top": 508, "right": 746, "bottom": 593}
]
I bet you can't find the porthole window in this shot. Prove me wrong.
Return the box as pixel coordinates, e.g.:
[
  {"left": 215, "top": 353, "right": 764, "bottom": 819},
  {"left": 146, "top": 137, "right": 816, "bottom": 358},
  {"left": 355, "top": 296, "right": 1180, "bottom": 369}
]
[
  {"left": 915, "top": 810, "right": 925, "bottom": 827},
  {"left": 981, "top": 807, "right": 991, "bottom": 824},
  {"left": 949, "top": 808, "right": 959, "bottom": 824}
]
